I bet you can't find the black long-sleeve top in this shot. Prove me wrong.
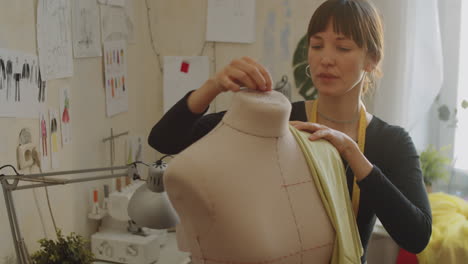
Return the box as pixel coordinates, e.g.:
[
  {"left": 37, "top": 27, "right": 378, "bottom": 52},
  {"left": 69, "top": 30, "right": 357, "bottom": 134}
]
[{"left": 149, "top": 92, "right": 432, "bottom": 263}]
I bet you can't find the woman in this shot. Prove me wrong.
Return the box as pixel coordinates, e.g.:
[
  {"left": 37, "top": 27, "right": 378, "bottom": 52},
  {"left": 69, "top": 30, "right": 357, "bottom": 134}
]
[{"left": 149, "top": 0, "right": 432, "bottom": 262}]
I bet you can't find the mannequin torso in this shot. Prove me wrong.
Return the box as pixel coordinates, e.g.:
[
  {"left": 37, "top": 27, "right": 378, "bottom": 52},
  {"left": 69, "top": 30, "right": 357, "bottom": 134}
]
[{"left": 165, "top": 90, "right": 335, "bottom": 264}]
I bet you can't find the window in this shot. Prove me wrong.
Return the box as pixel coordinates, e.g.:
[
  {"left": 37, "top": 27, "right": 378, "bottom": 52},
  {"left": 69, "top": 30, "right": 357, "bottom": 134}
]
[{"left": 453, "top": 0, "right": 468, "bottom": 171}]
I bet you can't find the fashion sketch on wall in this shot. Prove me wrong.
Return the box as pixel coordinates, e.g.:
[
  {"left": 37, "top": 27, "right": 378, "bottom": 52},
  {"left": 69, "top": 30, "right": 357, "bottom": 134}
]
[
  {"left": 0, "top": 48, "right": 46, "bottom": 118},
  {"left": 103, "top": 39, "right": 128, "bottom": 117},
  {"left": 49, "top": 108, "right": 61, "bottom": 169},
  {"left": 60, "top": 86, "right": 72, "bottom": 145},
  {"left": 39, "top": 110, "right": 50, "bottom": 171},
  {"left": 72, "top": 0, "right": 102, "bottom": 58},
  {"left": 100, "top": 0, "right": 135, "bottom": 43},
  {"left": 37, "top": 0, "right": 74, "bottom": 80}
]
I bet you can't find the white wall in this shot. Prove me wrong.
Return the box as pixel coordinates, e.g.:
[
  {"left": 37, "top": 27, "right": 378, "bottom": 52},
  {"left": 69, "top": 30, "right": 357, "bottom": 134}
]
[{"left": 0, "top": 0, "right": 322, "bottom": 261}]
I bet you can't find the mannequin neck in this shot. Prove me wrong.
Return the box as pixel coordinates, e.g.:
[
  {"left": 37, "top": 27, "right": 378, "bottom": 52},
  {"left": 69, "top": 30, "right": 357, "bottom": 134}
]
[{"left": 222, "top": 90, "right": 291, "bottom": 138}]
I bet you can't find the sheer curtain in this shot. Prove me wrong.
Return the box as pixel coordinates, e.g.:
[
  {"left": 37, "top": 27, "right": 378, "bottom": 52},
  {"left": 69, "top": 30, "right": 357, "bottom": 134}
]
[
  {"left": 371, "top": 0, "right": 443, "bottom": 138},
  {"left": 435, "top": 0, "right": 462, "bottom": 161}
]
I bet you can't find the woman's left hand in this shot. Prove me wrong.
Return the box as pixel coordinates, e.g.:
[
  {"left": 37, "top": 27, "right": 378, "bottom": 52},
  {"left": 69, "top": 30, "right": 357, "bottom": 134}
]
[
  {"left": 289, "top": 121, "right": 357, "bottom": 159},
  {"left": 290, "top": 121, "right": 373, "bottom": 181}
]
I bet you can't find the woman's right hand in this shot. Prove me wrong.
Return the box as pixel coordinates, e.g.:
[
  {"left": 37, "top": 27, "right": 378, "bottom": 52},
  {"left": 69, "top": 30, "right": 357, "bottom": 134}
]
[
  {"left": 188, "top": 57, "right": 273, "bottom": 114},
  {"left": 211, "top": 56, "right": 273, "bottom": 92}
]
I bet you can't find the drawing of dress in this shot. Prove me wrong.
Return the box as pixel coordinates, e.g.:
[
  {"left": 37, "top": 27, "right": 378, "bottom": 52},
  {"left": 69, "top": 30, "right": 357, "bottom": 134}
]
[
  {"left": 51, "top": 119, "right": 58, "bottom": 152},
  {"left": 6, "top": 60, "right": 12, "bottom": 100},
  {"left": 14, "top": 73, "right": 21, "bottom": 102},
  {"left": 0, "top": 59, "right": 5, "bottom": 90},
  {"left": 50, "top": 118, "right": 58, "bottom": 153},
  {"left": 62, "top": 97, "right": 70, "bottom": 123},
  {"left": 41, "top": 118, "right": 47, "bottom": 156},
  {"left": 52, "top": 132, "right": 58, "bottom": 152},
  {"left": 38, "top": 69, "right": 46, "bottom": 103}
]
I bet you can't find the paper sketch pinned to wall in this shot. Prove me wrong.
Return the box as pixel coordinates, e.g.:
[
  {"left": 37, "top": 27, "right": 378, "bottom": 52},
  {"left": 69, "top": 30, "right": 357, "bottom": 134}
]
[
  {"left": 100, "top": 0, "right": 135, "bottom": 43},
  {"left": 49, "top": 108, "right": 61, "bottom": 169},
  {"left": 126, "top": 135, "right": 143, "bottom": 164},
  {"left": 60, "top": 87, "right": 72, "bottom": 145},
  {"left": 206, "top": 0, "right": 256, "bottom": 43},
  {"left": 163, "top": 56, "right": 210, "bottom": 113},
  {"left": 72, "top": 0, "right": 102, "bottom": 58},
  {"left": 37, "top": 0, "right": 74, "bottom": 80},
  {"left": 39, "top": 110, "right": 50, "bottom": 171},
  {"left": 0, "top": 48, "right": 46, "bottom": 118},
  {"left": 104, "top": 40, "right": 128, "bottom": 117}
]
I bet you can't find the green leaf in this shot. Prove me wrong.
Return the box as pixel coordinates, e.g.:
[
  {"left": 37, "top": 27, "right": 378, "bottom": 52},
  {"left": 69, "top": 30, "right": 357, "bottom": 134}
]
[
  {"left": 292, "top": 34, "right": 317, "bottom": 100},
  {"left": 462, "top": 99, "right": 468, "bottom": 109},
  {"left": 437, "top": 105, "right": 450, "bottom": 121},
  {"left": 31, "top": 229, "right": 94, "bottom": 264}
]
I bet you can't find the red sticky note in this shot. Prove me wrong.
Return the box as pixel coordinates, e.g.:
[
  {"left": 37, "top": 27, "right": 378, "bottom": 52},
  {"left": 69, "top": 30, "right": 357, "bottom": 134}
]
[{"left": 180, "top": 61, "right": 190, "bottom": 73}]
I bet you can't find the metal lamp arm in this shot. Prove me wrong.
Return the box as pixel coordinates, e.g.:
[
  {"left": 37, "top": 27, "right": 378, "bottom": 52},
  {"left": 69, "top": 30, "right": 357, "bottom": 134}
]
[{"left": 0, "top": 162, "right": 141, "bottom": 264}]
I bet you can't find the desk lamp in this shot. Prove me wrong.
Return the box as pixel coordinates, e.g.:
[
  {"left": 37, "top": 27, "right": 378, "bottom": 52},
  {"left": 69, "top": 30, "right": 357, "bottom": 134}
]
[{"left": 128, "top": 155, "right": 179, "bottom": 229}]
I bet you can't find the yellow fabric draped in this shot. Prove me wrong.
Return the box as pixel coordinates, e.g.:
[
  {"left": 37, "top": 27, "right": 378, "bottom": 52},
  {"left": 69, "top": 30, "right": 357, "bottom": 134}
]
[
  {"left": 417, "top": 192, "right": 468, "bottom": 264},
  {"left": 290, "top": 125, "right": 363, "bottom": 264}
]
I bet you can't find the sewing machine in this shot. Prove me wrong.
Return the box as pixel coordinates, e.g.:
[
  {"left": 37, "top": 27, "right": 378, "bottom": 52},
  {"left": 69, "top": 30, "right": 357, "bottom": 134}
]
[{"left": 90, "top": 180, "right": 168, "bottom": 264}]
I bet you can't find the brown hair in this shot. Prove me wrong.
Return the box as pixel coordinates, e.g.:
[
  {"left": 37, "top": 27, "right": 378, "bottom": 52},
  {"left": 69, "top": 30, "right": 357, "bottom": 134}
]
[{"left": 307, "top": 0, "right": 384, "bottom": 94}]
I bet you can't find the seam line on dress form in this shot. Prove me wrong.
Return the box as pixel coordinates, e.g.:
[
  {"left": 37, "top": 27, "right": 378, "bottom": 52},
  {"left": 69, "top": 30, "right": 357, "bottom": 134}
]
[
  {"left": 281, "top": 180, "right": 313, "bottom": 188},
  {"left": 190, "top": 242, "right": 333, "bottom": 264},
  {"left": 275, "top": 138, "right": 303, "bottom": 264},
  {"left": 190, "top": 124, "right": 222, "bottom": 264},
  {"left": 221, "top": 121, "right": 281, "bottom": 138},
  {"left": 196, "top": 235, "right": 206, "bottom": 264}
]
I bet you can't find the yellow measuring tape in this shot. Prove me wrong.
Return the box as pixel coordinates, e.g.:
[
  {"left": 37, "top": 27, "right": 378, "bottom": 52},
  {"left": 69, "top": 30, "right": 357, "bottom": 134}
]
[{"left": 310, "top": 100, "right": 366, "bottom": 217}]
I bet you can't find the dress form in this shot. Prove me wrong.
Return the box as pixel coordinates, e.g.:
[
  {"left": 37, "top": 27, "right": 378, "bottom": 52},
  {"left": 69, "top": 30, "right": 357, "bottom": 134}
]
[{"left": 165, "top": 90, "right": 335, "bottom": 264}]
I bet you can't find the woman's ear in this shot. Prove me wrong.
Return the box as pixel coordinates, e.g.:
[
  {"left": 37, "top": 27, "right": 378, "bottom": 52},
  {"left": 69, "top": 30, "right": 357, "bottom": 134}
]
[{"left": 364, "top": 55, "right": 378, "bottom": 73}]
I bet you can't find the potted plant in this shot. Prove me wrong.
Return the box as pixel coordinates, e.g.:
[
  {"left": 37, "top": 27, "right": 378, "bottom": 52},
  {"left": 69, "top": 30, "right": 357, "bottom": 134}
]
[
  {"left": 31, "top": 229, "right": 94, "bottom": 264},
  {"left": 419, "top": 145, "right": 452, "bottom": 192}
]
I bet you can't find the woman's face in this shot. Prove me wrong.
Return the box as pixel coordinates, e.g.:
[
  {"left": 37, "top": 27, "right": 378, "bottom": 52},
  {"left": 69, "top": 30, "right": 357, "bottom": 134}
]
[{"left": 308, "top": 21, "right": 373, "bottom": 98}]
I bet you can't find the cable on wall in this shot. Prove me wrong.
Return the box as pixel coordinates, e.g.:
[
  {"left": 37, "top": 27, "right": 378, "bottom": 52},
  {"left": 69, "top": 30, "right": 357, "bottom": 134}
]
[{"left": 31, "top": 151, "right": 59, "bottom": 237}]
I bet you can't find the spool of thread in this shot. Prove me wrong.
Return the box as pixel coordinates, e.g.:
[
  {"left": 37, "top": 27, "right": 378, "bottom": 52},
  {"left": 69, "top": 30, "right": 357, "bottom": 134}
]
[
  {"left": 104, "top": 185, "right": 109, "bottom": 198},
  {"left": 93, "top": 189, "right": 98, "bottom": 203},
  {"left": 103, "top": 184, "right": 110, "bottom": 210},
  {"left": 91, "top": 187, "right": 100, "bottom": 215},
  {"left": 125, "top": 175, "right": 131, "bottom": 186},
  {"left": 116, "top": 178, "right": 122, "bottom": 192}
]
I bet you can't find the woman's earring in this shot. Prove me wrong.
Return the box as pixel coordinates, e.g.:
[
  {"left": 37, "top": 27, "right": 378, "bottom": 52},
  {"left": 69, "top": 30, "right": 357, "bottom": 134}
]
[{"left": 305, "top": 65, "right": 311, "bottom": 78}]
